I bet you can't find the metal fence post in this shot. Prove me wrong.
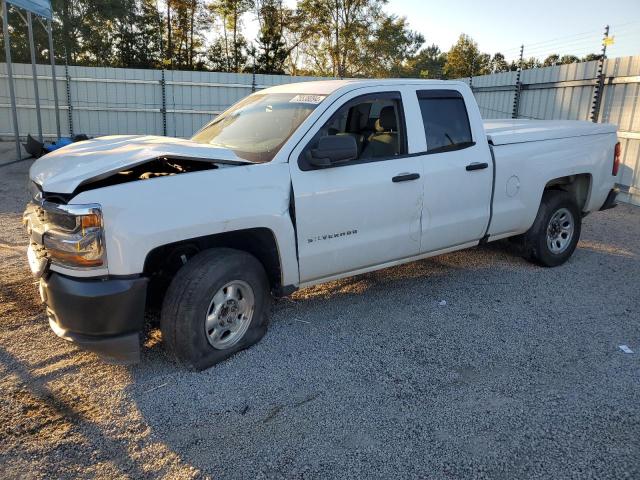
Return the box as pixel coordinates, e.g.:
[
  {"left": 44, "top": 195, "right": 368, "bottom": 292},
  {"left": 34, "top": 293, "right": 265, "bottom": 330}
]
[
  {"left": 512, "top": 44, "right": 524, "bottom": 119},
  {"left": 251, "top": 45, "right": 257, "bottom": 93},
  {"left": 64, "top": 51, "right": 73, "bottom": 137},
  {"left": 590, "top": 25, "right": 609, "bottom": 123},
  {"left": 160, "top": 69, "right": 167, "bottom": 136},
  {"left": 26, "top": 12, "right": 43, "bottom": 141},
  {"left": 46, "top": 18, "right": 61, "bottom": 138},
  {"left": 2, "top": 0, "right": 21, "bottom": 160}
]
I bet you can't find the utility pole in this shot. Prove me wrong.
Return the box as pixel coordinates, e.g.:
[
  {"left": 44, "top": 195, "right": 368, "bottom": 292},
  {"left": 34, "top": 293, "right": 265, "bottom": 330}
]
[
  {"left": 590, "top": 25, "right": 610, "bottom": 123},
  {"left": 512, "top": 44, "right": 524, "bottom": 119}
]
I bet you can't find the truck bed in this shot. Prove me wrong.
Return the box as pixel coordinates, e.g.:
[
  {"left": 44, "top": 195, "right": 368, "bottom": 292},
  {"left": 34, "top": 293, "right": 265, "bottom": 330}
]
[{"left": 484, "top": 119, "right": 617, "bottom": 145}]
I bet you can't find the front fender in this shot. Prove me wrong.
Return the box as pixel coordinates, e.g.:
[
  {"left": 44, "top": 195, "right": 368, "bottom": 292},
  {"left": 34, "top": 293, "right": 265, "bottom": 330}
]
[{"left": 72, "top": 162, "right": 299, "bottom": 286}]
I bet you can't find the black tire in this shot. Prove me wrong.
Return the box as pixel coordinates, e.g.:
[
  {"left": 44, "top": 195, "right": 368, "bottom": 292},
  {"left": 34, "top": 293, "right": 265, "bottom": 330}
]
[
  {"left": 160, "top": 248, "right": 271, "bottom": 370},
  {"left": 523, "top": 190, "right": 581, "bottom": 267}
]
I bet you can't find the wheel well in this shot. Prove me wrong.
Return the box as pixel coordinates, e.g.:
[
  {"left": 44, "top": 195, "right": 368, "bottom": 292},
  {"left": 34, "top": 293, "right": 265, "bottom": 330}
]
[
  {"left": 143, "top": 228, "right": 282, "bottom": 308},
  {"left": 544, "top": 173, "right": 592, "bottom": 211}
]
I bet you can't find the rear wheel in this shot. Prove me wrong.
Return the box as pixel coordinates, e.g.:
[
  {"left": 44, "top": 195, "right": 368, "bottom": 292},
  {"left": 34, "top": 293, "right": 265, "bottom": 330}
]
[
  {"left": 523, "top": 190, "right": 581, "bottom": 267},
  {"left": 160, "top": 248, "right": 271, "bottom": 370}
]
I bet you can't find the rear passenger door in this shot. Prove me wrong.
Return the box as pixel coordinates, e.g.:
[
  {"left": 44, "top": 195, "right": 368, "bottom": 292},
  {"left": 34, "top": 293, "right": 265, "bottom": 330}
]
[{"left": 412, "top": 88, "right": 494, "bottom": 253}]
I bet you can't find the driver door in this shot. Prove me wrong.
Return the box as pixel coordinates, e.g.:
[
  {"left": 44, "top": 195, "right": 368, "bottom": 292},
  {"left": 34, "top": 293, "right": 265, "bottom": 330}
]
[{"left": 289, "top": 89, "right": 424, "bottom": 284}]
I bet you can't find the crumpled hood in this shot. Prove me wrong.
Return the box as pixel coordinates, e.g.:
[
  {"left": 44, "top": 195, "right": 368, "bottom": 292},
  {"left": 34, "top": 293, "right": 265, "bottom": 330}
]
[{"left": 30, "top": 135, "right": 241, "bottom": 194}]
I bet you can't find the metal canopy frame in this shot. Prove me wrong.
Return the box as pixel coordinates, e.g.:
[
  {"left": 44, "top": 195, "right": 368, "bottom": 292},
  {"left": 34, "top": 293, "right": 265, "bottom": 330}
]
[{"left": 1, "top": 0, "right": 59, "bottom": 160}]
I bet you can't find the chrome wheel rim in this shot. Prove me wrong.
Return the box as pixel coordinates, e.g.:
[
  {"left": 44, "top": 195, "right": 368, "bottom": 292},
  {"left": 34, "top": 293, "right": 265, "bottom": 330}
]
[
  {"left": 204, "top": 280, "right": 255, "bottom": 350},
  {"left": 546, "top": 207, "right": 574, "bottom": 254}
]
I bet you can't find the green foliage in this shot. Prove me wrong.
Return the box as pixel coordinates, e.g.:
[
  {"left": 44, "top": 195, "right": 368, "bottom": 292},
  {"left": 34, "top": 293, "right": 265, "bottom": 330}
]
[
  {"left": 253, "top": 0, "right": 289, "bottom": 74},
  {"left": 297, "top": 0, "right": 385, "bottom": 77},
  {"left": 582, "top": 53, "right": 601, "bottom": 62},
  {"left": 443, "top": 34, "right": 490, "bottom": 78},
  {"left": 0, "top": 0, "right": 610, "bottom": 77},
  {"left": 210, "top": 0, "right": 253, "bottom": 72},
  {"left": 365, "top": 15, "right": 424, "bottom": 78},
  {"left": 559, "top": 54, "right": 580, "bottom": 64},
  {"left": 490, "top": 53, "right": 509, "bottom": 73},
  {"left": 404, "top": 44, "right": 447, "bottom": 78}
]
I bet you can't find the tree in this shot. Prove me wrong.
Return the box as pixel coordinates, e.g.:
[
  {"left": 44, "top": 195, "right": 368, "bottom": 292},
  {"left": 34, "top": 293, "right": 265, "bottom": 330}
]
[
  {"left": 210, "top": 0, "right": 253, "bottom": 72},
  {"left": 582, "top": 53, "right": 601, "bottom": 62},
  {"left": 443, "top": 34, "right": 490, "bottom": 78},
  {"left": 363, "top": 14, "right": 424, "bottom": 78},
  {"left": 206, "top": 37, "right": 231, "bottom": 71},
  {"left": 254, "top": 0, "right": 289, "bottom": 74},
  {"left": 522, "top": 57, "right": 541, "bottom": 69},
  {"left": 0, "top": 0, "right": 169, "bottom": 68},
  {"left": 0, "top": 0, "right": 607, "bottom": 76},
  {"left": 405, "top": 44, "right": 447, "bottom": 78},
  {"left": 297, "top": 0, "right": 386, "bottom": 78},
  {"left": 490, "top": 52, "right": 509, "bottom": 73},
  {"left": 559, "top": 54, "right": 579, "bottom": 65},
  {"left": 163, "top": 0, "right": 207, "bottom": 69}
]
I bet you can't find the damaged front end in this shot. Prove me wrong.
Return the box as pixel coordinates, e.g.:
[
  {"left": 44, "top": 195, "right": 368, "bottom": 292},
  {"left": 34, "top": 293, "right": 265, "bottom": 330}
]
[{"left": 72, "top": 156, "right": 220, "bottom": 195}]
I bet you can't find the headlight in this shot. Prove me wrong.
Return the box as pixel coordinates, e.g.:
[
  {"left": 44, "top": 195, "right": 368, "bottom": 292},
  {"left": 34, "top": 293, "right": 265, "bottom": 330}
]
[{"left": 41, "top": 203, "right": 106, "bottom": 268}]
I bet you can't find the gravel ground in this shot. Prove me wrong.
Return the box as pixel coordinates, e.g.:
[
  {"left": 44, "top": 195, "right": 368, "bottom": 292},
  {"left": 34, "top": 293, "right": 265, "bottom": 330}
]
[{"left": 1, "top": 145, "right": 639, "bottom": 479}]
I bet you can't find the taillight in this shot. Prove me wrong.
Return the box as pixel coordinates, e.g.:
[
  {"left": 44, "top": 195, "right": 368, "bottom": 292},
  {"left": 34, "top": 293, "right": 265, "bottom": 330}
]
[{"left": 613, "top": 142, "right": 621, "bottom": 176}]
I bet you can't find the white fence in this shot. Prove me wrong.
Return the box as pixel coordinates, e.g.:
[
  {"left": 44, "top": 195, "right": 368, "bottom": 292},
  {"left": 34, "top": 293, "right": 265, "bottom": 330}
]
[
  {"left": 462, "top": 55, "right": 640, "bottom": 205},
  {"left": 0, "top": 63, "right": 327, "bottom": 139},
  {"left": 1, "top": 58, "right": 639, "bottom": 205}
]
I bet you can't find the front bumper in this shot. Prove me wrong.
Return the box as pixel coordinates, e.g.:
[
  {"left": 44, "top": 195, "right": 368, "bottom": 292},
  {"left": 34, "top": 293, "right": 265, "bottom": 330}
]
[{"left": 40, "top": 273, "right": 148, "bottom": 364}]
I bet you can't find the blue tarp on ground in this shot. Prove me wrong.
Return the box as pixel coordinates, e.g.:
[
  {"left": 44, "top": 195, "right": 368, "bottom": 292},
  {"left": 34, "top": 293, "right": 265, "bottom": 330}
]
[{"left": 7, "top": 0, "right": 51, "bottom": 19}]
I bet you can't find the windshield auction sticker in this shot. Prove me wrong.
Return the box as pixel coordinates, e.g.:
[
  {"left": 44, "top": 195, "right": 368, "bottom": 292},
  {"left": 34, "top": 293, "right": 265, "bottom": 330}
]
[{"left": 289, "top": 94, "right": 326, "bottom": 104}]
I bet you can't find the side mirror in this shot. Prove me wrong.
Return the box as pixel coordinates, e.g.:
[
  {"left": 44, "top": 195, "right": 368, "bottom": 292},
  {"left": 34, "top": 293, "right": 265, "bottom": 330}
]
[{"left": 308, "top": 135, "right": 358, "bottom": 168}]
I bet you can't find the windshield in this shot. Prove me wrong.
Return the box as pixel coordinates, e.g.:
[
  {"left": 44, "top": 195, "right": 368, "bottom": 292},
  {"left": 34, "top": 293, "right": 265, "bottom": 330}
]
[{"left": 191, "top": 93, "right": 325, "bottom": 163}]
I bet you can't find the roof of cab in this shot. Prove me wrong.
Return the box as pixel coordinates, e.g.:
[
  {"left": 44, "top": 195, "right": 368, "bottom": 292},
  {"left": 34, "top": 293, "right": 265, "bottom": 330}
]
[{"left": 261, "top": 78, "right": 465, "bottom": 95}]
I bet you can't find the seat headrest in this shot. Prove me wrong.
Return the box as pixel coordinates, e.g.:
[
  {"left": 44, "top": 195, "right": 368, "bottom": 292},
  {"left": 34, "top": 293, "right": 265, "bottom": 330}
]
[{"left": 375, "top": 106, "right": 397, "bottom": 132}]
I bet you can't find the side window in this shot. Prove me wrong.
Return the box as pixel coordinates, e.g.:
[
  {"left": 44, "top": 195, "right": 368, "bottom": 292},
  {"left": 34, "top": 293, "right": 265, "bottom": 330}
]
[
  {"left": 299, "top": 92, "right": 407, "bottom": 170},
  {"left": 417, "top": 90, "right": 473, "bottom": 153}
]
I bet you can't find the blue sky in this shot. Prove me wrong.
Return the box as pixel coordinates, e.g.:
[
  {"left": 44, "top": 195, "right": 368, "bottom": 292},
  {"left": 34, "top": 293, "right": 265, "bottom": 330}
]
[
  {"left": 246, "top": 0, "right": 640, "bottom": 62},
  {"left": 389, "top": 0, "right": 640, "bottom": 61}
]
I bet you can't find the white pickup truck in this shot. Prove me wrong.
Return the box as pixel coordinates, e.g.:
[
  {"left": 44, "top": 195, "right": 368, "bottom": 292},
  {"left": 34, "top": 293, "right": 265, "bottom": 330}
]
[{"left": 23, "top": 79, "right": 620, "bottom": 369}]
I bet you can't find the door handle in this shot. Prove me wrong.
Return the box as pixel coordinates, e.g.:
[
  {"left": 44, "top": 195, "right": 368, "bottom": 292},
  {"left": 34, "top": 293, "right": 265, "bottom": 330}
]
[
  {"left": 466, "top": 162, "right": 488, "bottom": 171},
  {"left": 392, "top": 173, "right": 420, "bottom": 182}
]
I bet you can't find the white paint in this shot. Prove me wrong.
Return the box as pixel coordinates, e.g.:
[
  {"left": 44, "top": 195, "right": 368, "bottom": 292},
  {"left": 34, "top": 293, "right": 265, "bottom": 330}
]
[{"left": 485, "top": 119, "right": 617, "bottom": 145}]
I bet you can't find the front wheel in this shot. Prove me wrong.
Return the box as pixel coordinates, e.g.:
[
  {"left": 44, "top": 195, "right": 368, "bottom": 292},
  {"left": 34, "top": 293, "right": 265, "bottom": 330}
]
[
  {"left": 523, "top": 190, "right": 582, "bottom": 267},
  {"left": 160, "top": 248, "right": 271, "bottom": 370}
]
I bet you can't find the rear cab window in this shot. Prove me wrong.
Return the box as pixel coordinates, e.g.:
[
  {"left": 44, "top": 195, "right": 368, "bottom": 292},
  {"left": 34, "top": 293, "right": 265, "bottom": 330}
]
[{"left": 416, "top": 90, "right": 474, "bottom": 153}]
